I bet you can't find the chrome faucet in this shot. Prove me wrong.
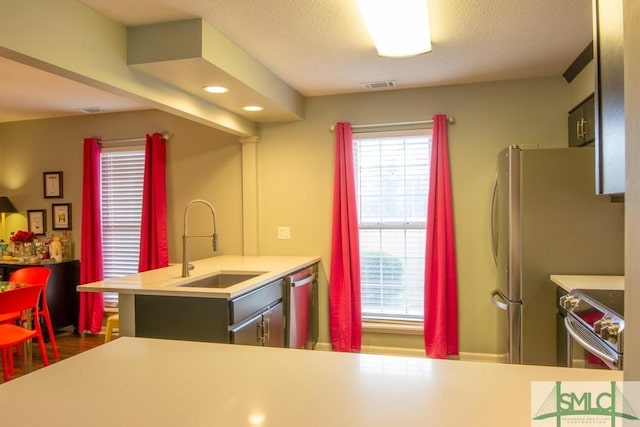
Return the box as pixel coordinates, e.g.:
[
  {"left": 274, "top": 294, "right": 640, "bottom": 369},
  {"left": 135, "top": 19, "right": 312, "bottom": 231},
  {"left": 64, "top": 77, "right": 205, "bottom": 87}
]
[{"left": 182, "top": 199, "right": 218, "bottom": 277}]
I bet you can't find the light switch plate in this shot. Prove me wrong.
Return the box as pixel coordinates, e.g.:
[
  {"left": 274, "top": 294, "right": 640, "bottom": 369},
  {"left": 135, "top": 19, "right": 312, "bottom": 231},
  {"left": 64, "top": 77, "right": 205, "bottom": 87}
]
[{"left": 277, "top": 226, "right": 290, "bottom": 240}]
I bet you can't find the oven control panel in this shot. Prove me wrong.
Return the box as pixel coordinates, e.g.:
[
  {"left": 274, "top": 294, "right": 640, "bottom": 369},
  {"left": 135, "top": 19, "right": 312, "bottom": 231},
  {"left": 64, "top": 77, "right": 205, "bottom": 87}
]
[
  {"left": 559, "top": 294, "right": 579, "bottom": 310},
  {"left": 594, "top": 318, "right": 621, "bottom": 344}
]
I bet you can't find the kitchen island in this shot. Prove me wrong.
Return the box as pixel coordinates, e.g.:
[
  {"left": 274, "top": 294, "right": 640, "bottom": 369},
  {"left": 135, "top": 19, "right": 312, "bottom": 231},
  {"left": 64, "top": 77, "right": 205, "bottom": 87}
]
[
  {"left": 0, "top": 337, "right": 623, "bottom": 426},
  {"left": 78, "top": 256, "right": 320, "bottom": 345}
]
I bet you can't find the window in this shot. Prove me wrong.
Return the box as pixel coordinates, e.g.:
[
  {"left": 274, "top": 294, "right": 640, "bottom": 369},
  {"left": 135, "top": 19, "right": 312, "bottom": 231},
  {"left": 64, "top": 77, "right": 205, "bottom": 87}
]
[
  {"left": 354, "top": 130, "right": 431, "bottom": 321},
  {"left": 100, "top": 146, "right": 145, "bottom": 306}
]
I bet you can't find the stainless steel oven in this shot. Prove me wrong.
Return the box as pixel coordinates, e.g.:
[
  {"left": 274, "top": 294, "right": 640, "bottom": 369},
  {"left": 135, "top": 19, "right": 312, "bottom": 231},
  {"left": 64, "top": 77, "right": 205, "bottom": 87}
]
[{"left": 560, "top": 288, "right": 624, "bottom": 370}]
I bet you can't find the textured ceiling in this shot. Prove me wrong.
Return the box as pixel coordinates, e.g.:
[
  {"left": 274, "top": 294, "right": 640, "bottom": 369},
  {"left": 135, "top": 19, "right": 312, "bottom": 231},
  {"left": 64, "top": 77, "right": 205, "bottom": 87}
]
[
  {"left": 0, "top": 57, "right": 146, "bottom": 123},
  {"left": 0, "top": 0, "right": 593, "bottom": 123},
  {"left": 79, "top": 0, "right": 592, "bottom": 95}
]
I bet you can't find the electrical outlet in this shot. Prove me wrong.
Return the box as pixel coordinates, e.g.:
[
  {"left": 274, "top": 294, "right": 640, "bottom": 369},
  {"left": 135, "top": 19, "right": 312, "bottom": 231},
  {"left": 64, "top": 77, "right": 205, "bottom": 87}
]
[{"left": 277, "top": 226, "right": 290, "bottom": 240}]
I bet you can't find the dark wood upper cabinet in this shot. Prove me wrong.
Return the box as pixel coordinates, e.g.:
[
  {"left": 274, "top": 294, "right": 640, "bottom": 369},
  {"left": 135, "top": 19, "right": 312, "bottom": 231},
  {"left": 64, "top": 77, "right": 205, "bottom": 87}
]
[
  {"left": 593, "top": 0, "right": 625, "bottom": 195},
  {"left": 568, "top": 94, "right": 595, "bottom": 148}
]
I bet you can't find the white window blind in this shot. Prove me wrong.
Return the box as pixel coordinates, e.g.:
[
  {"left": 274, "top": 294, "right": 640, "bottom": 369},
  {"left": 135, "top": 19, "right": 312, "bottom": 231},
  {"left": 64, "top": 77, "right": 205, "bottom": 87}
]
[
  {"left": 100, "top": 147, "right": 145, "bottom": 306},
  {"left": 354, "top": 131, "right": 431, "bottom": 321}
]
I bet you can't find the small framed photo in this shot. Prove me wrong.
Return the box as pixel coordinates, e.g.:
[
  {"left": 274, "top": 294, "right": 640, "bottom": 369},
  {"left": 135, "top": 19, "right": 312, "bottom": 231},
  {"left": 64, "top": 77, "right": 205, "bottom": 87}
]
[
  {"left": 52, "top": 203, "right": 72, "bottom": 230},
  {"left": 43, "top": 171, "right": 63, "bottom": 198},
  {"left": 27, "top": 209, "right": 47, "bottom": 235}
]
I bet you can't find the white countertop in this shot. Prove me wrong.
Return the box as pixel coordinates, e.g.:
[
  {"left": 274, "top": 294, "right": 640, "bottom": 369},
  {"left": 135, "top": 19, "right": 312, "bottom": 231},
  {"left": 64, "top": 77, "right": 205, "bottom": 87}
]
[
  {"left": 77, "top": 255, "right": 320, "bottom": 299},
  {"left": 0, "top": 337, "right": 621, "bottom": 426},
  {"left": 550, "top": 274, "right": 624, "bottom": 292}
]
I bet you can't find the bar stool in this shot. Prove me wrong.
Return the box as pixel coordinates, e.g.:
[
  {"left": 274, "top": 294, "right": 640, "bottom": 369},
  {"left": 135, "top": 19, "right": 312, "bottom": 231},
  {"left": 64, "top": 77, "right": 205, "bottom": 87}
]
[{"left": 105, "top": 314, "right": 119, "bottom": 342}]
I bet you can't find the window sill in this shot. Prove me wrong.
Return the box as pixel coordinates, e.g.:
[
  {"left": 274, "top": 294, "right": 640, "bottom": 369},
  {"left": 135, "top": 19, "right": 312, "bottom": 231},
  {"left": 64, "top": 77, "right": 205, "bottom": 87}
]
[{"left": 362, "top": 320, "right": 423, "bottom": 336}]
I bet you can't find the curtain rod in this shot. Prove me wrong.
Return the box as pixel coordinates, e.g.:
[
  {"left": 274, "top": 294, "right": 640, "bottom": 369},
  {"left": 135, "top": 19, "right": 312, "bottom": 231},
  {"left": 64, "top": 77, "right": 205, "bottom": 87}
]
[
  {"left": 100, "top": 133, "right": 170, "bottom": 144},
  {"left": 80, "top": 133, "right": 170, "bottom": 145},
  {"left": 329, "top": 116, "right": 454, "bottom": 132}
]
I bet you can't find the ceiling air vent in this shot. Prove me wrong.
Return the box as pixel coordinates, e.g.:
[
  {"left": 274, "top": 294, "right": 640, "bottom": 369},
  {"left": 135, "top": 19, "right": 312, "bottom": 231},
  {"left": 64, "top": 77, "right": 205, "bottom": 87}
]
[{"left": 360, "top": 80, "right": 398, "bottom": 89}]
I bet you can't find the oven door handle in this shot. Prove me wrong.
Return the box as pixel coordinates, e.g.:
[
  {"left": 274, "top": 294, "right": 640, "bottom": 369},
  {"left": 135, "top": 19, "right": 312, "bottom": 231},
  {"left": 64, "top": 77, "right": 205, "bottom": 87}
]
[{"left": 564, "top": 316, "right": 618, "bottom": 368}]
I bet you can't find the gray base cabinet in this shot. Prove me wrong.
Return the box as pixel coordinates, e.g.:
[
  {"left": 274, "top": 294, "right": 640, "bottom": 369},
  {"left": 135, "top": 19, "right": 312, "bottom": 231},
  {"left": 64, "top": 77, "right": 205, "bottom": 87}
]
[
  {"left": 133, "top": 263, "right": 320, "bottom": 349},
  {"left": 231, "top": 302, "right": 283, "bottom": 347},
  {"left": 134, "top": 295, "right": 229, "bottom": 342},
  {"left": 134, "top": 278, "right": 285, "bottom": 346}
]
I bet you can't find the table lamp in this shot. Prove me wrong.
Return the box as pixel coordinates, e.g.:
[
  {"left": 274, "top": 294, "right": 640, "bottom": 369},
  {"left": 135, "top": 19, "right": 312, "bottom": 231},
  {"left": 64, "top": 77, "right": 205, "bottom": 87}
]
[{"left": 0, "top": 196, "right": 18, "bottom": 242}]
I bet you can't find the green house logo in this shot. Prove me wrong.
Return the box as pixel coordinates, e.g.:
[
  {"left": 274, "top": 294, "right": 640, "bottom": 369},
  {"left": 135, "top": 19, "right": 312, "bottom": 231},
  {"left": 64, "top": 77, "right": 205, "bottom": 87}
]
[{"left": 532, "top": 381, "right": 639, "bottom": 426}]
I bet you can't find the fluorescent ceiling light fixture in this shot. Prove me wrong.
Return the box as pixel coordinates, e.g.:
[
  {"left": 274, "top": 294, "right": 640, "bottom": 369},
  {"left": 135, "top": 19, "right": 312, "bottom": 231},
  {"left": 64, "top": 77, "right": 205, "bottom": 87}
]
[
  {"left": 243, "top": 105, "right": 263, "bottom": 112},
  {"left": 356, "top": 0, "right": 432, "bottom": 57},
  {"left": 202, "top": 85, "right": 229, "bottom": 93}
]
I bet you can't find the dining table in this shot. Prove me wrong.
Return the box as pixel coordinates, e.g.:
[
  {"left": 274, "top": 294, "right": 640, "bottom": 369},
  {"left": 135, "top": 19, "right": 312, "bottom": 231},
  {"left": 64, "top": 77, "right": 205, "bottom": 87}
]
[{"left": 0, "top": 280, "right": 36, "bottom": 374}]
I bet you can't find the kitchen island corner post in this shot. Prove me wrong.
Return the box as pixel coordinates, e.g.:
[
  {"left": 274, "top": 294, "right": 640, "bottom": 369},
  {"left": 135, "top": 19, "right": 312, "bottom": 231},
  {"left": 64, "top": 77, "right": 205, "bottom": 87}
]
[{"left": 118, "top": 294, "right": 136, "bottom": 337}]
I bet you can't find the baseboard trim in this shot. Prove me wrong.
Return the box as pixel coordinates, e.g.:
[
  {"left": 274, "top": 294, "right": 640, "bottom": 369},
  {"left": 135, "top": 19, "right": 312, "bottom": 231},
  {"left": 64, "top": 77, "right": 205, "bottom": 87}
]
[
  {"left": 314, "top": 342, "right": 508, "bottom": 363},
  {"left": 459, "top": 351, "right": 508, "bottom": 364},
  {"left": 313, "top": 342, "right": 331, "bottom": 351}
]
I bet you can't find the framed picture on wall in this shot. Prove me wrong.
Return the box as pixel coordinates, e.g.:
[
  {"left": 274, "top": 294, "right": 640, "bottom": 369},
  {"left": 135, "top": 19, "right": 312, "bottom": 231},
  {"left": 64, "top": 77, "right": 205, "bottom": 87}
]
[
  {"left": 27, "top": 209, "right": 47, "bottom": 235},
  {"left": 52, "top": 203, "right": 72, "bottom": 230},
  {"left": 43, "top": 171, "right": 63, "bottom": 198}
]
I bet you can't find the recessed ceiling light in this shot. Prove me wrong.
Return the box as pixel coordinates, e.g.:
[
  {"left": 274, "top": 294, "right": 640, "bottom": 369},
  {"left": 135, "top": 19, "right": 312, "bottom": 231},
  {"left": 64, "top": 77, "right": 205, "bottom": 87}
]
[
  {"left": 202, "top": 85, "right": 229, "bottom": 93},
  {"left": 243, "top": 105, "right": 264, "bottom": 112}
]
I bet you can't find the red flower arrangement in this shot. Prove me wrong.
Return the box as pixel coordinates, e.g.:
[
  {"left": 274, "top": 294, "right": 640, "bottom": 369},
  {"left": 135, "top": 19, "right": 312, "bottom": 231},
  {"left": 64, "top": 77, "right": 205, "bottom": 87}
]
[{"left": 10, "top": 230, "right": 35, "bottom": 243}]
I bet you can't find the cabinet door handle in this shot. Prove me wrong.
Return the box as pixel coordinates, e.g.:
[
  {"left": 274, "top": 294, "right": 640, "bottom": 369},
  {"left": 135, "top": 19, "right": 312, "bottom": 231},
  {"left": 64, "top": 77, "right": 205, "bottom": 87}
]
[
  {"left": 263, "top": 318, "right": 270, "bottom": 342},
  {"left": 257, "top": 321, "right": 265, "bottom": 344},
  {"left": 576, "top": 120, "right": 581, "bottom": 139},
  {"left": 256, "top": 318, "right": 270, "bottom": 344}
]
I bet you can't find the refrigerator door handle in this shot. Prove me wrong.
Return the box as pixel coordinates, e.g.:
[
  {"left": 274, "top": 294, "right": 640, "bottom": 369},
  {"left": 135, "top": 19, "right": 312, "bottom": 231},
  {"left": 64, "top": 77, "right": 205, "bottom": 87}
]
[
  {"left": 489, "top": 174, "right": 498, "bottom": 266},
  {"left": 490, "top": 289, "right": 508, "bottom": 311}
]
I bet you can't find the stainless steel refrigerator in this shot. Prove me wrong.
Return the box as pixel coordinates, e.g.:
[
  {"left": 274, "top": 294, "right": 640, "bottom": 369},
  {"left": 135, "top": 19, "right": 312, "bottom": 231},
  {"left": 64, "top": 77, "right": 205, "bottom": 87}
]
[{"left": 490, "top": 146, "right": 624, "bottom": 366}]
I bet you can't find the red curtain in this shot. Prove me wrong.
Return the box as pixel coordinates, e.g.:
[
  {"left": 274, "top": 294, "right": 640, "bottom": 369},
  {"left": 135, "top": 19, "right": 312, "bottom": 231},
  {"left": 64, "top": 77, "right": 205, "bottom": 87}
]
[
  {"left": 329, "top": 122, "right": 362, "bottom": 352},
  {"left": 138, "top": 133, "right": 169, "bottom": 272},
  {"left": 78, "top": 137, "right": 104, "bottom": 333},
  {"left": 424, "top": 114, "right": 459, "bottom": 358}
]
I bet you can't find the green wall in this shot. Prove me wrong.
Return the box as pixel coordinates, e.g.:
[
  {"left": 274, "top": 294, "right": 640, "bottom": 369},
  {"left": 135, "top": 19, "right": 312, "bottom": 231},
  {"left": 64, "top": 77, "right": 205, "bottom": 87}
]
[
  {"left": 258, "top": 77, "right": 570, "bottom": 357},
  {"left": 0, "top": 76, "right": 581, "bottom": 359},
  {"left": 0, "top": 109, "right": 245, "bottom": 262}
]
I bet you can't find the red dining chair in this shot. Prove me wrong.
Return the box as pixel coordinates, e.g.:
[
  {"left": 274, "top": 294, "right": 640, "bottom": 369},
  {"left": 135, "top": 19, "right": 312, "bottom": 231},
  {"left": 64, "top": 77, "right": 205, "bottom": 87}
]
[
  {"left": 0, "top": 308, "right": 22, "bottom": 372},
  {"left": 9, "top": 267, "right": 59, "bottom": 361},
  {"left": 0, "top": 283, "right": 49, "bottom": 382},
  {"left": 0, "top": 278, "right": 28, "bottom": 336},
  {"left": 0, "top": 306, "right": 21, "bottom": 324}
]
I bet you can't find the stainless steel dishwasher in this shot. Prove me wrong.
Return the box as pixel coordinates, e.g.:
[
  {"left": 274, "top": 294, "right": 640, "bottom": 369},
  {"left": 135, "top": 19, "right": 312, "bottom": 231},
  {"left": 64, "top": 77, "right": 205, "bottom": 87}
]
[{"left": 284, "top": 264, "right": 318, "bottom": 349}]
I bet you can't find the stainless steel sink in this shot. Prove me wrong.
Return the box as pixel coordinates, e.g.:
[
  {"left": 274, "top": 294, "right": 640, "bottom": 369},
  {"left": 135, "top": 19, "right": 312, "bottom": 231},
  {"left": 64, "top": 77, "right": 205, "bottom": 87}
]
[{"left": 176, "top": 272, "right": 264, "bottom": 289}]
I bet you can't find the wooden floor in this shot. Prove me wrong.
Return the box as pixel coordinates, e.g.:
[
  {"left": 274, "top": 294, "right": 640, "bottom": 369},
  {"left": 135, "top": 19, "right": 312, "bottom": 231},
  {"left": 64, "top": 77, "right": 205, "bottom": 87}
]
[{"left": 1, "top": 332, "right": 107, "bottom": 383}]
